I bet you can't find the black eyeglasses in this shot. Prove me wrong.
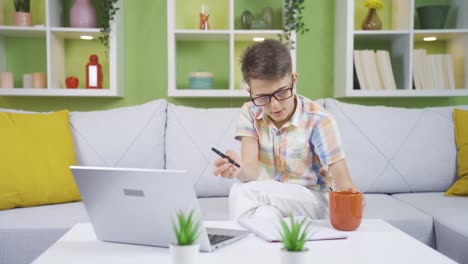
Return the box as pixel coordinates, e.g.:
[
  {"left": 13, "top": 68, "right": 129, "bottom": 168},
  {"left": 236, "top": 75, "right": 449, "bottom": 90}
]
[{"left": 250, "top": 78, "right": 294, "bottom": 106}]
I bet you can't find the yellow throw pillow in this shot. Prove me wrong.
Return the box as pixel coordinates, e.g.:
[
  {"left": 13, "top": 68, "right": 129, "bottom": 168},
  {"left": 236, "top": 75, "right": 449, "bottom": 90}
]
[
  {"left": 445, "top": 109, "right": 468, "bottom": 196},
  {"left": 0, "top": 110, "right": 80, "bottom": 210}
]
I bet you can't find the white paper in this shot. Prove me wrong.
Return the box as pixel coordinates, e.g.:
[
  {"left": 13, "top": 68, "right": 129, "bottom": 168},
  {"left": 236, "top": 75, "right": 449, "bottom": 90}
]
[{"left": 239, "top": 216, "right": 348, "bottom": 242}]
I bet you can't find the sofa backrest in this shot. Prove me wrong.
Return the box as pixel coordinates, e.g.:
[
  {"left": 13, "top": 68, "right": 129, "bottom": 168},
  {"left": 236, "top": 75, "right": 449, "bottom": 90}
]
[
  {"left": 165, "top": 103, "right": 241, "bottom": 197},
  {"left": 324, "top": 98, "right": 468, "bottom": 193},
  {"left": 70, "top": 99, "right": 167, "bottom": 169}
]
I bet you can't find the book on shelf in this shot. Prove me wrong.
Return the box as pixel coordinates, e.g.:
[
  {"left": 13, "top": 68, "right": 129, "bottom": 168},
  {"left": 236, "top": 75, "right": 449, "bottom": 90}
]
[
  {"left": 353, "top": 49, "right": 396, "bottom": 90},
  {"left": 412, "top": 49, "right": 455, "bottom": 90},
  {"left": 353, "top": 59, "right": 361, "bottom": 90}
]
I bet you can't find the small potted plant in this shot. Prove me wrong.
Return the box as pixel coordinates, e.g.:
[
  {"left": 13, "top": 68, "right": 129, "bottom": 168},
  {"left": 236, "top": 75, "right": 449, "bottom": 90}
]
[
  {"left": 13, "top": 0, "right": 31, "bottom": 26},
  {"left": 170, "top": 209, "right": 201, "bottom": 264},
  {"left": 279, "top": 215, "right": 310, "bottom": 264}
]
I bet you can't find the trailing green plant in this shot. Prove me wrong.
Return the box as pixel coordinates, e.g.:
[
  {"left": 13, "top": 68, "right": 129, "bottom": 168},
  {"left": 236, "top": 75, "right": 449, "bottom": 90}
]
[
  {"left": 98, "top": 0, "right": 120, "bottom": 49},
  {"left": 280, "top": 0, "right": 309, "bottom": 49},
  {"left": 13, "top": 0, "right": 30, "bottom": 13},
  {"left": 279, "top": 214, "right": 310, "bottom": 252},
  {"left": 172, "top": 209, "right": 201, "bottom": 246}
]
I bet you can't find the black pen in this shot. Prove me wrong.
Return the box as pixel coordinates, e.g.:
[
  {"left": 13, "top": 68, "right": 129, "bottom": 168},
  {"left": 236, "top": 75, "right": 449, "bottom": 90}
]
[{"left": 211, "top": 147, "right": 241, "bottom": 168}]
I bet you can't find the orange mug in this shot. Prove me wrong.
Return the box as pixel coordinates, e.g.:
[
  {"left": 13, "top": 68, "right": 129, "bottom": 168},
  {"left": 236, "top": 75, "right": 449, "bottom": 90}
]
[{"left": 329, "top": 191, "right": 363, "bottom": 231}]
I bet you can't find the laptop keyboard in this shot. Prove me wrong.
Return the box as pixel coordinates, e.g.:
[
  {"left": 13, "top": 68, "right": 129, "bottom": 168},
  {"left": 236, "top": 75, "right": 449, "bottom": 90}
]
[{"left": 208, "top": 234, "right": 234, "bottom": 245}]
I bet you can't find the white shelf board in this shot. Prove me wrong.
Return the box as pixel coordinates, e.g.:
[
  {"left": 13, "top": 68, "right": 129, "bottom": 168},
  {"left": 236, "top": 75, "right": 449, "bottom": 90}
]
[
  {"left": 342, "top": 89, "right": 468, "bottom": 98},
  {"left": 354, "top": 30, "right": 411, "bottom": 40},
  {"left": 234, "top": 30, "right": 284, "bottom": 41},
  {"left": 49, "top": 27, "right": 102, "bottom": 39},
  {"left": 0, "top": 26, "right": 46, "bottom": 37},
  {"left": 168, "top": 89, "right": 249, "bottom": 98},
  {"left": 413, "top": 29, "right": 468, "bottom": 41},
  {"left": 0, "top": 88, "right": 121, "bottom": 97},
  {"left": 175, "top": 30, "right": 230, "bottom": 41}
]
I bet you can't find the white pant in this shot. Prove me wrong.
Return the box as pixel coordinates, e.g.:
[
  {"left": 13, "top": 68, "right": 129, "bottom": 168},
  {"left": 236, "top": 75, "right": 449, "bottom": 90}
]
[{"left": 229, "top": 181, "right": 329, "bottom": 220}]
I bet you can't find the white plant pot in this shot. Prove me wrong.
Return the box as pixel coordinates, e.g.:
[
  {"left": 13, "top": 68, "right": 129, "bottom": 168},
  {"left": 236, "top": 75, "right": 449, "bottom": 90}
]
[
  {"left": 280, "top": 248, "right": 309, "bottom": 264},
  {"left": 169, "top": 243, "right": 199, "bottom": 264}
]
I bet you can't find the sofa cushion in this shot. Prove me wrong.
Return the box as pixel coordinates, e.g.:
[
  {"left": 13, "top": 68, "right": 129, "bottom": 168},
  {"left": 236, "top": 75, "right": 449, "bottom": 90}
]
[
  {"left": 70, "top": 99, "right": 167, "bottom": 169},
  {"left": 392, "top": 193, "right": 468, "bottom": 264},
  {"left": 325, "top": 98, "right": 468, "bottom": 193},
  {"left": 166, "top": 104, "right": 240, "bottom": 197},
  {"left": 0, "top": 110, "right": 80, "bottom": 210},
  {"left": 445, "top": 109, "right": 468, "bottom": 196},
  {"left": 363, "top": 194, "right": 434, "bottom": 247}
]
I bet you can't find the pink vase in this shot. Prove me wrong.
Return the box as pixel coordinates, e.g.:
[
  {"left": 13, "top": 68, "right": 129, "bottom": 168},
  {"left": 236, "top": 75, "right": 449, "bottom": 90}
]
[{"left": 70, "top": 0, "right": 96, "bottom": 28}]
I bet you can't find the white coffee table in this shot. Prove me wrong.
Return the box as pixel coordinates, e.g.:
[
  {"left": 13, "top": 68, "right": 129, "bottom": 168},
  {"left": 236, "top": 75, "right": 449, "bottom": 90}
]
[{"left": 33, "top": 219, "right": 456, "bottom": 264}]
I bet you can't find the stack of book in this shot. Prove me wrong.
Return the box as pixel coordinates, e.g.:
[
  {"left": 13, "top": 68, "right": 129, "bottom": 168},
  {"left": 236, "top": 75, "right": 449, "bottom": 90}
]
[
  {"left": 353, "top": 50, "right": 397, "bottom": 90},
  {"left": 412, "top": 49, "right": 455, "bottom": 90}
]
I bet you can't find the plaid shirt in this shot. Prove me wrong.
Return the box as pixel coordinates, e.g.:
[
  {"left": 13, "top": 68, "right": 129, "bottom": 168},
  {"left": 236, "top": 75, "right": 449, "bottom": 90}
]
[{"left": 235, "top": 95, "right": 345, "bottom": 190}]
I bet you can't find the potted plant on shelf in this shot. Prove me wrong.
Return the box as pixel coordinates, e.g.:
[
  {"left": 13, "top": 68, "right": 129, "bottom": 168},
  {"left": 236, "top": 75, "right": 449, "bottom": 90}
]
[
  {"left": 281, "top": 0, "right": 309, "bottom": 49},
  {"left": 13, "top": 0, "right": 31, "bottom": 26},
  {"left": 279, "top": 215, "right": 311, "bottom": 264},
  {"left": 170, "top": 209, "right": 201, "bottom": 264}
]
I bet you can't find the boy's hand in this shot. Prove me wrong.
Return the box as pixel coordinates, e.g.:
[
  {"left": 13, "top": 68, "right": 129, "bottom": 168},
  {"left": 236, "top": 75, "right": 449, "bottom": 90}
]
[
  {"left": 319, "top": 166, "right": 366, "bottom": 210},
  {"left": 213, "top": 150, "right": 241, "bottom": 179}
]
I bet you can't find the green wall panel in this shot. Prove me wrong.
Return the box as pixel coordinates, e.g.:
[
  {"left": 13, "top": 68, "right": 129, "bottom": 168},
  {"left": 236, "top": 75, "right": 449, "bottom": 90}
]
[{"left": 0, "top": 0, "right": 467, "bottom": 112}]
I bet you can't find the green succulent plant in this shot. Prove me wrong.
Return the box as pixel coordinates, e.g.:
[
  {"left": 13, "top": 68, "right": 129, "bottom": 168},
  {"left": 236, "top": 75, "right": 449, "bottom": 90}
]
[
  {"left": 173, "top": 209, "right": 201, "bottom": 246},
  {"left": 279, "top": 214, "right": 310, "bottom": 252},
  {"left": 13, "top": 0, "right": 30, "bottom": 12}
]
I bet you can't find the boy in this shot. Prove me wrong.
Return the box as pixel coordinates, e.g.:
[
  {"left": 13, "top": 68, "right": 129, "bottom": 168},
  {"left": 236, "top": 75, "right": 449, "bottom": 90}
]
[{"left": 213, "top": 39, "right": 359, "bottom": 220}]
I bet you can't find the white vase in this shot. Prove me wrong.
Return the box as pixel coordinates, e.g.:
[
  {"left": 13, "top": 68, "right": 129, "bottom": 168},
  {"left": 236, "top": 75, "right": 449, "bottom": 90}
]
[
  {"left": 169, "top": 243, "right": 199, "bottom": 264},
  {"left": 280, "top": 248, "right": 309, "bottom": 264}
]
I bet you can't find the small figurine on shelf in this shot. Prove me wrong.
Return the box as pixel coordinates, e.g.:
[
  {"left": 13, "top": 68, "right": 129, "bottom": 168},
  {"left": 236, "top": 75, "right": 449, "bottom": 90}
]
[
  {"left": 66, "top": 76, "right": 79, "bottom": 89},
  {"left": 86, "top": 54, "right": 102, "bottom": 89},
  {"left": 199, "top": 4, "right": 210, "bottom": 30}
]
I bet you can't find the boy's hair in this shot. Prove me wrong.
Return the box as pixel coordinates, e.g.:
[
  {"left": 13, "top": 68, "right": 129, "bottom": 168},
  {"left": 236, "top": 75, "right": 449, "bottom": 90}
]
[{"left": 241, "top": 39, "right": 292, "bottom": 84}]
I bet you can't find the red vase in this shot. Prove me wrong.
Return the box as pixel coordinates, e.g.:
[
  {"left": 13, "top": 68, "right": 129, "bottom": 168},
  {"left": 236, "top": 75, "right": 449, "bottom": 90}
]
[{"left": 70, "top": 0, "right": 96, "bottom": 28}]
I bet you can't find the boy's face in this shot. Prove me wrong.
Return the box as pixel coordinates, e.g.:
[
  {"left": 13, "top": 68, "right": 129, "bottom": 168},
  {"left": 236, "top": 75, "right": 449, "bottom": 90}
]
[{"left": 248, "top": 74, "right": 297, "bottom": 127}]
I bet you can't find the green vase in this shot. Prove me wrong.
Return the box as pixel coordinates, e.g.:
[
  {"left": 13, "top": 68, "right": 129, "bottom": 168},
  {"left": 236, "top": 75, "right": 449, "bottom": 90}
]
[
  {"left": 241, "top": 10, "right": 254, "bottom": 29},
  {"left": 417, "top": 5, "right": 449, "bottom": 29}
]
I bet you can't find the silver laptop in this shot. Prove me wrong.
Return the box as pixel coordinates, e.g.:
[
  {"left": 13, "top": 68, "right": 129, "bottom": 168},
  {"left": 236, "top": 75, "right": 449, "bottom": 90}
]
[{"left": 70, "top": 166, "right": 249, "bottom": 252}]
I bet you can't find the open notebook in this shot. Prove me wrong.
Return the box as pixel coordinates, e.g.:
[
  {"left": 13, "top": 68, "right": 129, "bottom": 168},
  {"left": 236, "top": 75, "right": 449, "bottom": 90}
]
[{"left": 239, "top": 216, "right": 348, "bottom": 242}]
